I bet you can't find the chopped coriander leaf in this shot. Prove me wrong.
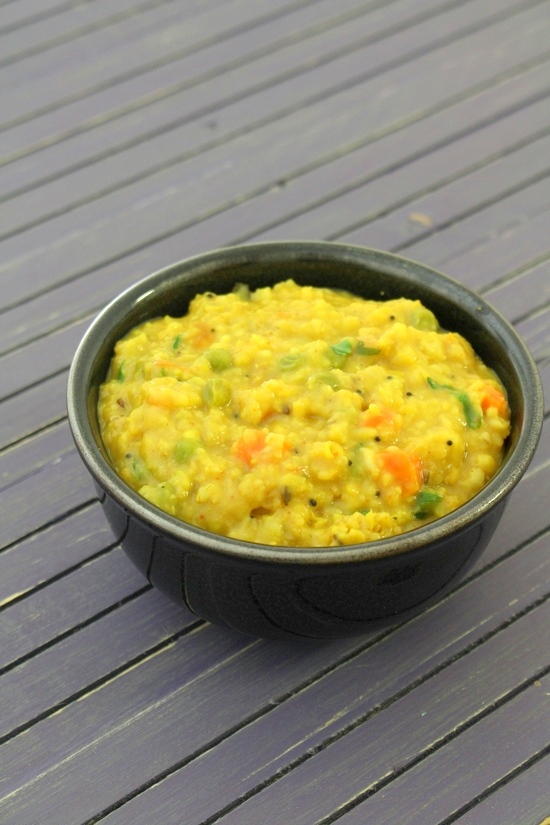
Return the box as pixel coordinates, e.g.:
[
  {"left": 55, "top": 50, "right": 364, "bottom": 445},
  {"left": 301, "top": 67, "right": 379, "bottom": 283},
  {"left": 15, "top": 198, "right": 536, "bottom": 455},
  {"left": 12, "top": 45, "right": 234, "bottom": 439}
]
[
  {"left": 331, "top": 338, "right": 354, "bottom": 356},
  {"left": 172, "top": 334, "right": 181, "bottom": 351},
  {"left": 416, "top": 489, "right": 443, "bottom": 505},
  {"left": 116, "top": 362, "right": 125, "bottom": 382},
  {"left": 328, "top": 339, "right": 353, "bottom": 368}
]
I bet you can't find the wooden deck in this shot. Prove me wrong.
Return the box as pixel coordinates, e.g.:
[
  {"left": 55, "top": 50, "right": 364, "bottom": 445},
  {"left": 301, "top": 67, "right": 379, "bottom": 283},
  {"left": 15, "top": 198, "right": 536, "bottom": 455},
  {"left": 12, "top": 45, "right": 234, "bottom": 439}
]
[{"left": 1, "top": 1, "right": 549, "bottom": 822}]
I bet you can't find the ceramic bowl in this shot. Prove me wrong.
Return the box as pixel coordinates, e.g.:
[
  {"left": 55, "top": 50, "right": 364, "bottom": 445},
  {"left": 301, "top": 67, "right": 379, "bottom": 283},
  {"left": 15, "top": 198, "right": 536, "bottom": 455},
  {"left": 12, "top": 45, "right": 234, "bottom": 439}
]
[{"left": 67, "top": 242, "right": 543, "bottom": 639}]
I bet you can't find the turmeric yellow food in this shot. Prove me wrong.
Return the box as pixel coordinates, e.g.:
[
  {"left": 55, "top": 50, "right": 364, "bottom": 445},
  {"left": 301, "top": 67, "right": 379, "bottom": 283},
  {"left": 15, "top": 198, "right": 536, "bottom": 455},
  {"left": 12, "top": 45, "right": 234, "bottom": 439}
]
[{"left": 98, "top": 280, "right": 511, "bottom": 547}]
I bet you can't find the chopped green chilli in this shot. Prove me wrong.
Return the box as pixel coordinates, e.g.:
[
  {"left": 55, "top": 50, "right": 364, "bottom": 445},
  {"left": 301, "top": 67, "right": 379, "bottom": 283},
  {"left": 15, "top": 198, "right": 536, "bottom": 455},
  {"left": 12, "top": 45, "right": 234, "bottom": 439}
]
[{"left": 427, "top": 377, "right": 482, "bottom": 429}]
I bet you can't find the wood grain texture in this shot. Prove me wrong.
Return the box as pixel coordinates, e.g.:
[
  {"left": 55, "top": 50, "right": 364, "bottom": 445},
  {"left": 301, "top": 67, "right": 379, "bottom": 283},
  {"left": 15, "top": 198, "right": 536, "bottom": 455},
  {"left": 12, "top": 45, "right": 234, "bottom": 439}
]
[
  {"left": 3, "top": 3, "right": 550, "bottom": 309},
  {"left": 2, "top": 59, "right": 549, "bottom": 353},
  {"left": 1, "top": 1, "right": 549, "bottom": 823},
  {"left": 452, "top": 751, "right": 550, "bottom": 825},
  {"left": 95, "top": 553, "right": 550, "bottom": 824}
]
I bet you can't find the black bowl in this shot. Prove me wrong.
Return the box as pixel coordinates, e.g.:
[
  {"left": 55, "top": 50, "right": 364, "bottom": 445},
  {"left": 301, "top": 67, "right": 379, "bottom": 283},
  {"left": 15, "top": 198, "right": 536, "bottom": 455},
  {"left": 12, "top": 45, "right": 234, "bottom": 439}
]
[{"left": 67, "top": 242, "right": 543, "bottom": 639}]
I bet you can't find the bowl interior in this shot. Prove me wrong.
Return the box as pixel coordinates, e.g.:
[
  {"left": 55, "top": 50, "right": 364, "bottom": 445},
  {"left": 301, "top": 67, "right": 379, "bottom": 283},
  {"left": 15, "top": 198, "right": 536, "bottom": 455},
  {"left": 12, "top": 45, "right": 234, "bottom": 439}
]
[{"left": 71, "top": 242, "right": 543, "bottom": 563}]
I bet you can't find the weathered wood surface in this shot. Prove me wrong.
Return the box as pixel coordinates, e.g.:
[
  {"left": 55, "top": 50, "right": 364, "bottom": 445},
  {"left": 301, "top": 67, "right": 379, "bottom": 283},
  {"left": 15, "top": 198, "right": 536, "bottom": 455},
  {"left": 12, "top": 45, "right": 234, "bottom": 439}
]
[{"left": 0, "top": 1, "right": 548, "bottom": 823}]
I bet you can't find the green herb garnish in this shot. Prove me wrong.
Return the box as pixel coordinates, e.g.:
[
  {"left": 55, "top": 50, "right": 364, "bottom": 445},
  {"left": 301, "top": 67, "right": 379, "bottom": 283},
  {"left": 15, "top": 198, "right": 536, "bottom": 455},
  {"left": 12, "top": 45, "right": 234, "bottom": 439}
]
[
  {"left": 174, "top": 438, "right": 203, "bottom": 462},
  {"left": 233, "top": 282, "right": 251, "bottom": 301},
  {"left": 328, "top": 339, "right": 353, "bottom": 368},
  {"left": 427, "top": 378, "right": 481, "bottom": 429},
  {"left": 355, "top": 341, "right": 381, "bottom": 356},
  {"left": 414, "top": 488, "right": 443, "bottom": 519},
  {"left": 331, "top": 339, "right": 354, "bottom": 357},
  {"left": 278, "top": 353, "right": 304, "bottom": 371}
]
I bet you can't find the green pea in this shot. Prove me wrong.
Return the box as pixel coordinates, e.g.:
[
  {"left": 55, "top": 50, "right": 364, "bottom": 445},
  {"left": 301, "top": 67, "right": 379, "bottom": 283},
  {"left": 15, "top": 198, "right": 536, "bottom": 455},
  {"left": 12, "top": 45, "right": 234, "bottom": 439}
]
[
  {"left": 410, "top": 306, "right": 438, "bottom": 331},
  {"left": 233, "top": 282, "right": 251, "bottom": 301},
  {"left": 311, "top": 372, "right": 341, "bottom": 390},
  {"left": 174, "top": 438, "right": 203, "bottom": 462},
  {"left": 278, "top": 353, "right": 304, "bottom": 371},
  {"left": 204, "top": 377, "right": 231, "bottom": 407},
  {"left": 205, "top": 348, "right": 232, "bottom": 371},
  {"left": 130, "top": 455, "right": 146, "bottom": 480}
]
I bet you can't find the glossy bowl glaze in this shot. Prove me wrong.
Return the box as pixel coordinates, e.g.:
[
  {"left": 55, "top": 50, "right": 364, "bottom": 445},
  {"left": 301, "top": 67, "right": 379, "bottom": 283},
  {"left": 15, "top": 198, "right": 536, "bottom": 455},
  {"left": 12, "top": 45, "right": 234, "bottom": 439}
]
[{"left": 67, "top": 243, "right": 543, "bottom": 639}]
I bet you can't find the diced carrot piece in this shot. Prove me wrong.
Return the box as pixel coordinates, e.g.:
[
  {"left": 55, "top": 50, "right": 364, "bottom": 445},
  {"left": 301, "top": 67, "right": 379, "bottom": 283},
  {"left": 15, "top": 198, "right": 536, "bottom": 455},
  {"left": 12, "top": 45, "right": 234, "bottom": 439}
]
[
  {"left": 154, "top": 359, "right": 187, "bottom": 373},
  {"left": 362, "top": 405, "right": 394, "bottom": 429},
  {"left": 480, "top": 384, "right": 508, "bottom": 417},
  {"left": 191, "top": 322, "right": 216, "bottom": 350},
  {"left": 232, "top": 429, "right": 268, "bottom": 466},
  {"left": 377, "top": 449, "right": 423, "bottom": 497}
]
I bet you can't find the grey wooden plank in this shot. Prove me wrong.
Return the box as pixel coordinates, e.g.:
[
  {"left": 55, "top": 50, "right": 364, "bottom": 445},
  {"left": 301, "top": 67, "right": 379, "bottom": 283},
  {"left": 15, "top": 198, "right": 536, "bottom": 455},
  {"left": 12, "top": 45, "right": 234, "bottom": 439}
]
[
  {"left": 2, "top": 61, "right": 549, "bottom": 353},
  {"left": 102, "top": 595, "right": 550, "bottom": 825},
  {"left": 516, "top": 304, "right": 550, "bottom": 361},
  {"left": 0, "top": 0, "right": 394, "bottom": 164},
  {"left": 0, "top": 0, "right": 72, "bottom": 33},
  {"left": 0, "top": 419, "right": 73, "bottom": 492},
  {"left": 3, "top": 5, "right": 550, "bottom": 312},
  {"left": 0, "top": 372, "right": 67, "bottom": 450},
  {"left": 5, "top": 61, "right": 550, "bottom": 256},
  {"left": 0, "top": 315, "right": 91, "bottom": 402},
  {"left": 340, "top": 181, "right": 550, "bottom": 276},
  {"left": 0, "top": 0, "right": 473, "bottom": 223},
  {"left": 329, "top": 677, "right": 550, "bottom": 825},
  {"left": 0, "top": 588, "right": 199, "bottom": 741},
  {"left": 0, "top": 547, "right": 146, "bottom": 670},
  {"left": 452, "top": 751, "right": 550, "bottom": 825},
  {"left": 1, "top": 522, "right": 547, "bottom": 823},
  {"left": 0, "top": 0, "right": 396, "bottom": 117},
  {"left": 0, "top": 501, "right": 113, "bottom": 607},
  {"left": 0, "top": 449, "right": 96, "bottom": 550},
  {"left": 478, "top": 258, "right": 550, "bottom": 316},
  {"left": 251, "top": 110, "right": 550, "bottom": 244},
  {"left": 0, "top": 626, "right": 357, "bottom": 803},
  {"left": 0, "top": 0, "right": 266, "bottom": 72},
  {"left": 0, "top": 0, "right": 321, "bottom": 110},
  {"left": 434, "top": 210, "right": 550, "bottom": 292},
  {"left": 371, "top": 184, "right": 550, "bottom": 272}
]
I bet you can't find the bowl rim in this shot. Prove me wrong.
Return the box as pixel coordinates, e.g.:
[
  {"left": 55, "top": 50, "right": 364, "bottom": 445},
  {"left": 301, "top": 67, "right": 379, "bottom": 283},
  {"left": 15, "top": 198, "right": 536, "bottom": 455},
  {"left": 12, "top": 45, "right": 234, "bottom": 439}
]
[{"left": 67, "top": 241, "right": 544, "bottom": 566}]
